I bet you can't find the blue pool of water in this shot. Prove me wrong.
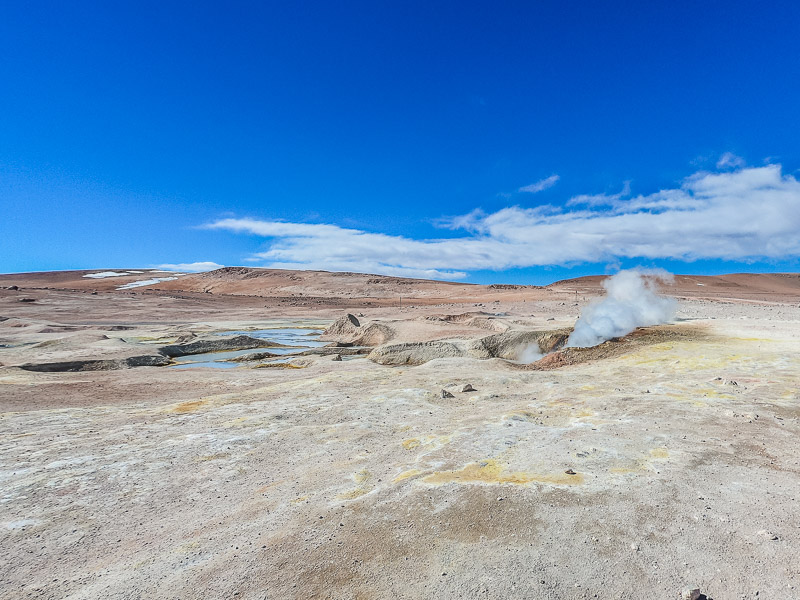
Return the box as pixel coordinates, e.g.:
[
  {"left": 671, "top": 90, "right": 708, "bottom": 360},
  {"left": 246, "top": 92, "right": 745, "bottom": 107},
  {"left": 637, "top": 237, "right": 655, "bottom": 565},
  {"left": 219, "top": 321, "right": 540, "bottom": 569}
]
[{"left": 170, "top": 327, "right": 325, "bottom": 368}]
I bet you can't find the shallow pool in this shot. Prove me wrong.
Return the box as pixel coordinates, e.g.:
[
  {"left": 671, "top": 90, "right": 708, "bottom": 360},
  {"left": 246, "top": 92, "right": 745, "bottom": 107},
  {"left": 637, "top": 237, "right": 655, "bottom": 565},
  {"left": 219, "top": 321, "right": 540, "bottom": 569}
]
[{"left": 170, "top": 327, "right": 325, "bottom": 368}]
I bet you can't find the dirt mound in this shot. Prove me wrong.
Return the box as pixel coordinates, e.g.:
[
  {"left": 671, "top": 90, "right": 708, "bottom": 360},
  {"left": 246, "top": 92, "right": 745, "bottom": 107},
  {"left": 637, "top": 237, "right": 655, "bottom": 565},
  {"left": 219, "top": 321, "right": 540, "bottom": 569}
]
[
  {"left": 522, "top": 324, "right": 708, "bottom": 370},
  {"left": 468, "top": 329, "right": 570, "bottom": 360},
  {"left": 368, "top": 341, "right": 468, "bottom": 365},
  {"left": 352, "top": 322, "right": 394, "bottom": 345},
  {"left": 321, "top": 314, "right": 361, "bottom": 338},
  {"left": 159, "top": 335, "right": 283, "bottom": 358},
  {"left": 367, "top": 325, "right": 704, "bottom": 368},
  {"left": 19, "top": 355, "right": 170, "bottom": 372},
  {"left": 320, "top": 314, "right": 395, "bottom": 346},
  {"left": 368, "top": 329, "right": 569, "bottom": 366},
  {"left": 420, "top": 312, "right": 510, "bottom": 332}
]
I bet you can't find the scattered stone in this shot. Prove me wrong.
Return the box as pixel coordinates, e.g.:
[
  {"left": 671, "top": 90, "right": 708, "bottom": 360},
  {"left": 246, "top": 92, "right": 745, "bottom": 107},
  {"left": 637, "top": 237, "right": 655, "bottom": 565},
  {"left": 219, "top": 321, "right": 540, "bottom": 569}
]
[
  {"left": 565, "top": 469, "right": 576, "bottom": 475},
  {"left": 18, "top": 298, "right": 35, "bottom": 303},
  {"left": 681, "top": 588, "right": 701, "bottom": 600},
  {"left": 5, "top": 285, "right": 19, "bottom": 290},
  {"left": 441, "top": 389, "right": 454, "bottom": 398},
  {"left": 332, "top": 354, "right": 343, "bottom": 361},
  {"left": 462, "top": 383, "right": 476, "bottom": 392}
]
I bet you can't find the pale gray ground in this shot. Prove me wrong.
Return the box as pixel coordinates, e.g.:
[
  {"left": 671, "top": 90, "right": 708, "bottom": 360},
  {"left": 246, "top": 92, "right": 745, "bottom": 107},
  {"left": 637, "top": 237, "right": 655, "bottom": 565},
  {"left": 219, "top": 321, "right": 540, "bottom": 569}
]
[{"left": 1, "top": 288, "right": 799, "bottom": 600}]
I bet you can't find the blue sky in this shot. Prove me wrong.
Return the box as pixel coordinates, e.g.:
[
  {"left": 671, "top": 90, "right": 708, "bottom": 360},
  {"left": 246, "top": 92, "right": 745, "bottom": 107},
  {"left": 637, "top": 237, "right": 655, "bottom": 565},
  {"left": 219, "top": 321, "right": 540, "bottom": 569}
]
[{"left": 2, "top": 1, "right": 799, "bottom": 284}]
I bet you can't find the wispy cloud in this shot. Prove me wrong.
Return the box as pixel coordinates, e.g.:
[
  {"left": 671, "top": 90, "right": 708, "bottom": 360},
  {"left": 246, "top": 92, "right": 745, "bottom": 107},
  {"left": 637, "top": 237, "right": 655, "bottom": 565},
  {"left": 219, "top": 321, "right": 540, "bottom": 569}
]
[
  {"left": 204, "top": 164, "right": 800, "bottom": 280},
  {"left": 156, "top": 261, "right": 224, "bottom": 272},
  {"left": 518, "top": 174, "right": 560, "bottom": 193},
  {"left": 716, "top": 152, "right": 746, "bottom": 169},
  {"left": 568, "top": 180, "right": 631, "bottom": 207}
]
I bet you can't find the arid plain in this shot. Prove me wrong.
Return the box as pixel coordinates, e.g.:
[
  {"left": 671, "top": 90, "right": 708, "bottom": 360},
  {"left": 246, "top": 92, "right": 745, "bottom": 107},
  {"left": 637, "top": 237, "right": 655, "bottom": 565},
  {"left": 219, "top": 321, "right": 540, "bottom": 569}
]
[{"left": 1, "top": 268, "right": 799, "bottom": 599}]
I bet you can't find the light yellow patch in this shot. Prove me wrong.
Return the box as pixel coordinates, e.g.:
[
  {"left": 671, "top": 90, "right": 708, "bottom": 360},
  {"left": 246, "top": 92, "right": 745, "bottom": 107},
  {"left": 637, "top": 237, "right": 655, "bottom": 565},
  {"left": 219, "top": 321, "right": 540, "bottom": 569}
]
[
  {"left": 401, "top": 435, "right": 450, "bottom": 451},
  {"left": 650, "top": 447, "right": 669, "bottom": 459},
  {"left": 169, "top": 399, "right": 212, "bottom": 413},
  {"left": 423, "top": 459, "right": 583, "bottom": 486},
  {"left": 353, "top": 468, "right": 371, "bottom": 484},
  {"left": 337, "top": 469, "right": 373, "bottom": 500},
  {"left": 197, "top": 453, "right": 229, "bottom": 462},
  {"left": 337, "top": 488, "right": 369, "bottom": 500},
  {"left": 393, "top": 468, "right": 422, "bottom": 483}
]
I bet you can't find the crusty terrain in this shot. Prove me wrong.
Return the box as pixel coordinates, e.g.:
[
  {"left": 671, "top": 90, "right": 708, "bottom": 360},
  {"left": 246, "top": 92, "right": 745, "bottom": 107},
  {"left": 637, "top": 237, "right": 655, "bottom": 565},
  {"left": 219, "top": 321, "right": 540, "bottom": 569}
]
[{"left": 1, "top": 268, "right": 799, "bottom": 599}]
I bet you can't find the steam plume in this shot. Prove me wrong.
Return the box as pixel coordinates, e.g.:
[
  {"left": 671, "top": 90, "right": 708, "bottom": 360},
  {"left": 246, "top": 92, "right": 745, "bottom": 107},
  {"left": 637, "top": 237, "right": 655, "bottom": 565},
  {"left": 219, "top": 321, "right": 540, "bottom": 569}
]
[{"left": 566, "top": 269, "right": 676, "bottom": 348}]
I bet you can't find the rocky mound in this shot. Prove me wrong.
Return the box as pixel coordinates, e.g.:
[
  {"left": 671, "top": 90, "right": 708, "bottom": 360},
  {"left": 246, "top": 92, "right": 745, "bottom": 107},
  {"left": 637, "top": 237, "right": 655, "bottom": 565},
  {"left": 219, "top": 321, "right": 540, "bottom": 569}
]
[
  {"left": 20, "top": 355, "right": 170, "bottom": 372},
  {"left": 320, "top": 314, "right": 361, "bottom": 338},
  {"left": 351, "top": 322, "right": 394, "bottom": 346},
  {"left": 320, "top": 314, "right": 396, "bottom": 346},
  {"left": 420, "top": 312, "right": 510, "bottom": 332},
  {"left": 368, "top": 341, "right": 468, "bottom": 366},
  {"left": 159, "top": 335, "right": 284, "bottom": 358},
  {"left": 468, "top": 329, "right": 570, "bottom": 360}
]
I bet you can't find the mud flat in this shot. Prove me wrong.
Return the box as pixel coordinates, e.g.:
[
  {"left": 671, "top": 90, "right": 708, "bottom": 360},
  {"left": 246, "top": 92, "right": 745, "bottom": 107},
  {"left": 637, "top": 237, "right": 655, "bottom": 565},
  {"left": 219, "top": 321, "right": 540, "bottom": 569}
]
[{"left": 1, "top": 269, "right": 800, "bottom": 599}]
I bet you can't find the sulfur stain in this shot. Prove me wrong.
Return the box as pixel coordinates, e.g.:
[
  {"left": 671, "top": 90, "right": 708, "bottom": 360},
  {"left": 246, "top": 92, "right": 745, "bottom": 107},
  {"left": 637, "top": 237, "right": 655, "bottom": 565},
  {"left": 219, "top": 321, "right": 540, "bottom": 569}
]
[
  {"left": 169, "top": 399, "right": 211, "bottom": 413},
  {"left": 353, "top": 468, "right": 371, "bottom": 484},
  {"left": 337, "top": 469, "right": 373, "bottom": 500},
  {"left": 423, "top": 459, "right": 583, "bottom": 486},
  {"left": 337, "top": 488, "right": 369, "bottom": 500},
  {"left": 650, "top": 447, "right": 669, "bottom": 459},
  {"left": 401, "top": 435, "right": 450, "bottom": 451},
  {"left": 393, "top": 468, "right": 423, "bottom": 483},
  {"left": 610, "top": 467, "right": 637, "bottom": 474},
  {"left": 402, "top": 438, "right": 422, "bottom": 450}
]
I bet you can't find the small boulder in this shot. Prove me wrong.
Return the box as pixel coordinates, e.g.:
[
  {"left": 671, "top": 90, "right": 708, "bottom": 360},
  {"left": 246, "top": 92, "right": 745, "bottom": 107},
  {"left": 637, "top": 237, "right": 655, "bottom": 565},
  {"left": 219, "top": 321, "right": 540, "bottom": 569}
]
[
  {"left": 441, "top": 389, "right": 454, "bottom": 399},
  {"left": 332, "top": 354, "right": 343, "bottom": 362},
  {"left": 681, "top": 589, "right": 701, "bottom": 600},
  {"left": 462, "top": 384, "right": 476, "bottom": 392}
]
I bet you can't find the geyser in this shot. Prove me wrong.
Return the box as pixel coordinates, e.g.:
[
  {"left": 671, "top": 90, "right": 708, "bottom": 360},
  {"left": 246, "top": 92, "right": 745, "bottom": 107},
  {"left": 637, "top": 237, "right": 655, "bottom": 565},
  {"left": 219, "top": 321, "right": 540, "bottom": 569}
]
[{"left": 566, "top": 269, "right": 676, "bottom": 348}]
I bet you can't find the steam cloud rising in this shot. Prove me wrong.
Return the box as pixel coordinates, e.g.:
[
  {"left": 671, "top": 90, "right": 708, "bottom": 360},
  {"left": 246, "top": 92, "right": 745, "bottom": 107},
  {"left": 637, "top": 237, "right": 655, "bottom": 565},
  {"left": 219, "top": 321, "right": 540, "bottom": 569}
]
[{"left": 566, "top": 269, "right": 676, "bottom": 348}]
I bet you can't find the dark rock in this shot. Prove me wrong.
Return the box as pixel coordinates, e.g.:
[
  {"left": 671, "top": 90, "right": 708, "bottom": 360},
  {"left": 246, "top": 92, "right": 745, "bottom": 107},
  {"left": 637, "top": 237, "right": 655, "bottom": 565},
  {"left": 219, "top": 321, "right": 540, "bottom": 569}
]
[
  {"left": 462, "top": 384, "right": 476, "bottom": 392},
  {"left": 441, "top": 389, "right": 454, "bottom": 398},
  {"left": 159, "top": 335, "right": 282, "bottom": 357},
  {"left": 224, "top": 351, "right": 280, "bottom": 362},
  {"left": 20, "top": 355, "right": 171, "bottom": 372},
  {"left": 332, "top": 354, "right": 343, "bottom": 361}
]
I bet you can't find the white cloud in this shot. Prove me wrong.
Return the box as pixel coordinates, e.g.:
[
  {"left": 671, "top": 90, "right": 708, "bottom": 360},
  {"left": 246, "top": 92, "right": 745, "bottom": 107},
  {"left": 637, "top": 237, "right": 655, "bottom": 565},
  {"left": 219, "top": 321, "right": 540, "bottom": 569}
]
[
  {"left": 568, "top": 181, "right": 631, "bottom": 207},
  {"left": 518, "top": 174, "right": 560, "bottom": 193},
  {"left": 204, "top": 164, "right": 800, "bottom": 280},
  {"left": 716, "top": 152, "right": 746, "bottom": 169},
  {"left": 156, "top": 261, "right": 224, "bottom": 272}
]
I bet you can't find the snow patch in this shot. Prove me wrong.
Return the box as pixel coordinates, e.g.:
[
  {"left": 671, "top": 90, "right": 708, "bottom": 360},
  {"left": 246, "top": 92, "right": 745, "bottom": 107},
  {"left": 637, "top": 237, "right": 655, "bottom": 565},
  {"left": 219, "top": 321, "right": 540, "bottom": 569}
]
[{"left": 116, "top": 277, "right": 178, "bottom": 290}]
